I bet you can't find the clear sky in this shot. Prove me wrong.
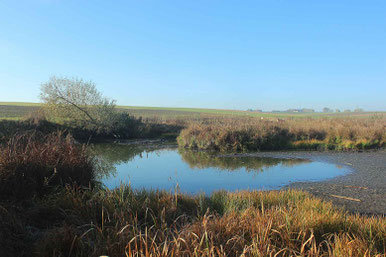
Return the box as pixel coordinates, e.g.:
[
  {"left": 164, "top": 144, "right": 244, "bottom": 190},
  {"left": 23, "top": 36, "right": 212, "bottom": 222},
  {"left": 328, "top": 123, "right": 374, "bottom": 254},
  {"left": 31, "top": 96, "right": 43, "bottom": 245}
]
[{"left": 1, "top": 0, "right": 385, "bottom": 111}]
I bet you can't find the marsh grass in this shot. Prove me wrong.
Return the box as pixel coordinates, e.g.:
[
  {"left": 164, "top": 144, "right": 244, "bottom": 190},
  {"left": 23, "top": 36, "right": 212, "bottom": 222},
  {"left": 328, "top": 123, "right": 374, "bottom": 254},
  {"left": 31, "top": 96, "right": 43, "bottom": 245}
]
[
  {"left": 1, "top": 107, "right": 385, "bottom": 151},
  {"left": 0, "top": 132, "right": 95, "bottom": 199},
  {"left": 178, "top": 116, "right": 386, "bottom": 151}
]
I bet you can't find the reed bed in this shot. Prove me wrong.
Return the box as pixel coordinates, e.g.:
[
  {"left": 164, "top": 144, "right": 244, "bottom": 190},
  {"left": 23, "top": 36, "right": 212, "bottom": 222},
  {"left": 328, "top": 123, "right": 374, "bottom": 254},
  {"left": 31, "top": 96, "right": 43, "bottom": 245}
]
[
  {"left": 0, "top": 132, "right": 95, "bottom": 199},
  {"left": 178, "top": 115, "right": 386, "bottom": 151}
]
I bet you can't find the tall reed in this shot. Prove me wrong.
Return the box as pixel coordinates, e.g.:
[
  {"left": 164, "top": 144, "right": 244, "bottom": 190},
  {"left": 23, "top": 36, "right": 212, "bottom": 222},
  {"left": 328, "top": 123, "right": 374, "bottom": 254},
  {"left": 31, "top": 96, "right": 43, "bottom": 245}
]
[
  {"left": 0, "top": 132, "right": 95, "bottom": 199},
  {"left": 178, "top": 116, "right": 386, "bottom": 151}
]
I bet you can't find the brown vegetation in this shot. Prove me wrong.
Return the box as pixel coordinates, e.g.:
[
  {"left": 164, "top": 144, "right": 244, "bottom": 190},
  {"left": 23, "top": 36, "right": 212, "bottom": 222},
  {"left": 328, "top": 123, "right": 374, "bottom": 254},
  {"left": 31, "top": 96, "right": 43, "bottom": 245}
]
[
  {"left": 0, "top": 132, "right": 95, "bottom": 199},
  {"left": 178, "top": 115, "right": 386, "bottom": 151},
  {"left": 6, "top": 186, "right": 384, "bottom": 257},
  {"left": 0, "top": 115, "right": 183, "bottom": 143}
]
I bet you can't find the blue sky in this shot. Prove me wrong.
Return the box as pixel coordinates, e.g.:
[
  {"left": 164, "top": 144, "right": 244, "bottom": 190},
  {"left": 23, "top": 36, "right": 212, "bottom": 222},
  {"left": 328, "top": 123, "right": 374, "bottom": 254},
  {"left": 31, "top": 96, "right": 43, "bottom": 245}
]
[{"left": 0, "top": 0, "right": 385, "bottom": 111}]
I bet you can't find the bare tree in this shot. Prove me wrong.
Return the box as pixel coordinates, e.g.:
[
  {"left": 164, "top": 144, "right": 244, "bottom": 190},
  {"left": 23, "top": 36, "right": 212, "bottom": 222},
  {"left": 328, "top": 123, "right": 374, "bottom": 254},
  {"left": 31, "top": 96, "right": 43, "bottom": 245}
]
[{"left": 40, "top": 76, "right": 116, "bottom": 129}]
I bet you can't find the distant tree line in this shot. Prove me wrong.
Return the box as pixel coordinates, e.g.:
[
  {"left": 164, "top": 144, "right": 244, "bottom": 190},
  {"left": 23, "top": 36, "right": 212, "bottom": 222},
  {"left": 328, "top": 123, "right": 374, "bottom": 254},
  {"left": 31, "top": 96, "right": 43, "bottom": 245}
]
[
  {"left": 262, "top": 108, "right": 366, "bottom": 113},
  {"left": 323, "top": 107, "right": 364, "bottom": 113}
]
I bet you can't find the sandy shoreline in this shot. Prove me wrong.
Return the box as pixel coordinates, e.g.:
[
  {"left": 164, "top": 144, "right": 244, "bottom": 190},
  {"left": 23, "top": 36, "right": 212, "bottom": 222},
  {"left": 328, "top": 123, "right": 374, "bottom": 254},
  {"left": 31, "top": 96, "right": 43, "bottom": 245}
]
[{"left": 221, "top": 150, "right": 386, "bottom": 215}]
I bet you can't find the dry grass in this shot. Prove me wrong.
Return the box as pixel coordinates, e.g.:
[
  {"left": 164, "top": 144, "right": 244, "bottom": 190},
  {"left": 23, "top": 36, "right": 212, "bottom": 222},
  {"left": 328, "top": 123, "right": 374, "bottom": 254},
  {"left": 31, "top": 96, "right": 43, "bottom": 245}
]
[
  {"left": 0, "top": 132, "right": 95, "bottom": 199},
  {"left": 178, "top": 115, "right": 386, "bottom": 151},
  {"left": 2, "top": 106, "right": 385, "bottom": 150},
  {"left": 26, "top": 186, "right": 385, "bottom": 257}
]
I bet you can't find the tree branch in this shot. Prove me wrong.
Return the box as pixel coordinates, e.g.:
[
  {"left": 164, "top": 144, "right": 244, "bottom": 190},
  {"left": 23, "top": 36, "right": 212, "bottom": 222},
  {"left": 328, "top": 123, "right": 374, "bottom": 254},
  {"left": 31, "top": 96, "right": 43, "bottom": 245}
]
[{"left": 56, "top": 94, "right": 96, "bottom": 123}]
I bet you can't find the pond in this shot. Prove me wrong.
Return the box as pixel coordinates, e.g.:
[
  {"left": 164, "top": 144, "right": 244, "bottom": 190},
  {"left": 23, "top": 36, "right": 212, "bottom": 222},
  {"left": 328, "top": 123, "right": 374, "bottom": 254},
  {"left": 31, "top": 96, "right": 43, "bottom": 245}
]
[{"left": 90, "top": 143, "right": 350, "bottom": 194}]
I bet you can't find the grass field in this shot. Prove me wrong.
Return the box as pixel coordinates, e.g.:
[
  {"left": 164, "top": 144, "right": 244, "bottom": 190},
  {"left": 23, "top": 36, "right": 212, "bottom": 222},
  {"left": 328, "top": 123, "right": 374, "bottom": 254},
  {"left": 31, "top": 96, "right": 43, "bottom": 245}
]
[
  {"left": 0, "top": 104, "right": 41, "bottom": 118},
  {"left": 119, "top": 105, "right": 386, "bottom": 119},
  {"left": 1, "top": 102, "right": 384, "bottom": 120}
]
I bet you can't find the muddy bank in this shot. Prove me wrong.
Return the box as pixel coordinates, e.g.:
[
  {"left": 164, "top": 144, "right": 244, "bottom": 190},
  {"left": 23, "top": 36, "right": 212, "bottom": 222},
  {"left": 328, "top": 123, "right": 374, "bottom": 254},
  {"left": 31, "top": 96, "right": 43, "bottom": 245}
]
[{"left": 221, "top": 151, "right": 386, "bottom": 215}]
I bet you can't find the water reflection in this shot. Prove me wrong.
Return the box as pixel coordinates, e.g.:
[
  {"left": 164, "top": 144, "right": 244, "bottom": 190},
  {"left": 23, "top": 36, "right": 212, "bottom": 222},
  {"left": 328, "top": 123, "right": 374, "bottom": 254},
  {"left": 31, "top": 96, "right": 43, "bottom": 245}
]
[
  {"left": 179, "top": 149, "right": 310, "bottom": 172},
  {"left": 88, "top": 143, "right": 169, "bottom": 179},
  {"left": 90, "top": 143, "right": 309, "bottom": 177},
  {"left": 89, "top": 143, "right": 349, "bottom": 193}
]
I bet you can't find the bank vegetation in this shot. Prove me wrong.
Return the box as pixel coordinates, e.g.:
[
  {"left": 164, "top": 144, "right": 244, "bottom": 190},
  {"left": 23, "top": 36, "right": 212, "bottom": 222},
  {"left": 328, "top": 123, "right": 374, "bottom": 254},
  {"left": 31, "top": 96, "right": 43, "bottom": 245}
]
[{"left": 177, "top": 116, "right": 386, "bottom": 151}]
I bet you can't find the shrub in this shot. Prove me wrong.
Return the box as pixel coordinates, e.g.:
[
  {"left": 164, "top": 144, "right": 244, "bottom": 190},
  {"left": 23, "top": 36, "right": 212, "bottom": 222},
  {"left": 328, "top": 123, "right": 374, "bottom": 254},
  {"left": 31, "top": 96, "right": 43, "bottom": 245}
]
[
  {"left": 0, "top": 114, "right": 182, "bottom": 142},
  {"left": 0, "top": 118, "right": 60, "bottom": 142}
]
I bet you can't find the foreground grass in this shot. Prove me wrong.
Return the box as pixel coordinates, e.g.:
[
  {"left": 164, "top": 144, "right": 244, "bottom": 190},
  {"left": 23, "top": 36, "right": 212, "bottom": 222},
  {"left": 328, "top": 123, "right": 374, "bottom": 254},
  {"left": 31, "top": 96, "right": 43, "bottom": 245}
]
[{"left": 1, "top": 186, "right": 385, "bottom": 257}]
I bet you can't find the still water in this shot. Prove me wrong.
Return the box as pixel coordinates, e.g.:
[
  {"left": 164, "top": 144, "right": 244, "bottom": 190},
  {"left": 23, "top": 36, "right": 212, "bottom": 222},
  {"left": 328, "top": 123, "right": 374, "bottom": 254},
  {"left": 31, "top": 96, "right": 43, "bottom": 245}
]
[{"left": 91, "top": 143, "right": 349, "bottom": 194}]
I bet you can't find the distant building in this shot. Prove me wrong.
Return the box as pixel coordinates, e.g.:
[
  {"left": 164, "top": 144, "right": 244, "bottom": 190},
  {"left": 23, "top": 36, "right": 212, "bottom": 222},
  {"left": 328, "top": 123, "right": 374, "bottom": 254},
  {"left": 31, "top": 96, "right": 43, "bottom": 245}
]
[
  {"left": 271, "top": 108, "right": 315, "bottom": 113},
  {"left": 286, "top": 109, "right": 302, "bottom": 113}
]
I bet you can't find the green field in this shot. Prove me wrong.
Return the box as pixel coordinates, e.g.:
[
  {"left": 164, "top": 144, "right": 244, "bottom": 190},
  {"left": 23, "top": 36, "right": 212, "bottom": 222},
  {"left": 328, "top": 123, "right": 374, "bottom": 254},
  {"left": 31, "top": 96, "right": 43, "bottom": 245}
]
[
  {"left": 118, "top": 105, "right": 385, "bottom": 118},
  {"left": 0, "top": 104, "right": 41, "bottom": 119},
  {"left": 0, "top": 102, "right": 385, "bottom": 119},
  {"left": 1, "top": 102, "right": 383, "bottom": 120}
]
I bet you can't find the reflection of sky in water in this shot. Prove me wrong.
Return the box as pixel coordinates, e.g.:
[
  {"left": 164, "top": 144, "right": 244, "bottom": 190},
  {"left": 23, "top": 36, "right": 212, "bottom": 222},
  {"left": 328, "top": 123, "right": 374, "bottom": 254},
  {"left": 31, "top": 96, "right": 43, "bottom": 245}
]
[{"left": 97, "top": 147, "right": 350, "bottom": 194}]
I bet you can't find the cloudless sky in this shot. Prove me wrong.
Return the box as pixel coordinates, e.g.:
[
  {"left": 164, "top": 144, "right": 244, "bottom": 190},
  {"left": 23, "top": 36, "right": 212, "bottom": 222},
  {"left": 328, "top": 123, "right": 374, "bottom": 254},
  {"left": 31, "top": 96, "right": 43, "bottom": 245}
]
[{"left": 0, "top": 0, "right": 385, "bottom": 111}]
